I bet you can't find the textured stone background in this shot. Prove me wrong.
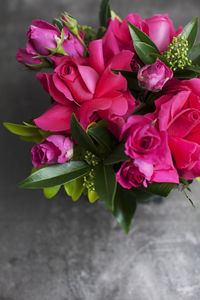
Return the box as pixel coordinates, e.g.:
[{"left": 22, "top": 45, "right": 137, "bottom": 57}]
[{"left": 1, "top": 0, "right": 200, "bottom": 299}]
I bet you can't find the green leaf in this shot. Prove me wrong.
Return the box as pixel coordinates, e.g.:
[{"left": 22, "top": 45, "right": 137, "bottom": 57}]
[
  {"left": 3, "top": 122, "right": 51, "bottom": 143},
  {"left": 95, "top": 164, "right": 117, "bottom": 210},
  {"left": 196, "top": 177, "right": 200, "bottom": 183},
  {"left": 128, "top": 22, "right": 159, "bottom": 64},
  {"left": 174, "top": 65, "right": 200, "bottom": 79},
  {"left": 64, "top": 177, "right": 84, "bottom": 201},
  {"left": 19, "top": 161, "right": 90, "bottom": 189},
  {"left": 43, "top": 185, "right": 61, "bottom": 199},
  {"left": 188, "top": 42, "right": 200, "bottom": 64},
  {"left": 113, "top": 185, "right": 137, "bottom": 234},
  {"left": 181, "top": 17, "right": 199, "bottom": 49},
  {"left": 104, "top": 143, "right": 128, "bottom": 165},
  {"left": 70, "top": 114, "right": 99, "bottom": 156},
  {"left": 99, "top": 0, "right": 111, "bottom": 27},
  {"left": 88, "top": 190, "right": 99, "bottom": 203},
  {"left": 3, "top": 122, "right": 40, "bottom": 136},
  {"left": 134, "top": 42, "right": 159, "bottom": 65},
  {"left": 87, "top": 126, "right": 116, "bottom": 152},
  {"left": 128, "top": 22, "right": 159, "bottom": 51},
  {"left": 141, "top": 182, "right": 177, "bottom": 197}
]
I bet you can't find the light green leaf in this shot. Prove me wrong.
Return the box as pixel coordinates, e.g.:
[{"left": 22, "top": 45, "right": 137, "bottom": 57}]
[
  {"left": 196, "top": 177, "right": 200, "bottom": 183},
  {"left": 3, "top": 122, "right": 40, "bottom": 137},
  {"left": 181, "top": 17, "right": 199, "bottom": 50},
  {"left": 88, "top": 190, "right": 99, "bottom": 203},
  {"left": 19, "top": 161, "right": 90, "bottom": 189},
  {"left": 95, "top": 164, "right": 117, "bottom": 210},
  {"left": 64, "top": 177, "right": 84, "bottom": 201},
  {"left": 43, "top": 185, "right": 61, "bottom": 199}
]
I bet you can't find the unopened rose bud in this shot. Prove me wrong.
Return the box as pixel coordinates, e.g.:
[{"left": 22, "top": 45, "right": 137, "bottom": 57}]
[
  {"left": 137, "top": 59, "right": 173, "bottom": 91},
  {"left": 16, "top": 48, "right": 50, "bottom": 69},
  {"left": 31, "top": 135, "right": 73, "bottom": 168},
  {"left": 62, "top": 13, "right": 79, "bottom": 36}
]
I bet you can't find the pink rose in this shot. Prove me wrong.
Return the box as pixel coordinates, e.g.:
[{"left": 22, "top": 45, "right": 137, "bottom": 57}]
[
  {"left": 102, "top": 13, "right": 146, "bottom": 61},
  {"left": 121, "top": 115, "right": 179, "bottom": 183},
  {"left": 137, "top": 59, "right": 173, "bottom": 91},
  {"left": 116, "top": 159, "right": 153, "bottom": 189},
  {"left": 16, "top": 46, "right": 42, "bottom": 68},
  {"left": 144, "top": 15, "right": 180, "bottom": 52},
  {"left": 27, "top": 20, "right": 60, "bottom": 56},
  {"left": 102, "top": 13, "right": 182, "bottom": 61},
  {"left": 151, "top": 78, "right": 200, "bottom": 180},
  {"left": 31, "top": 135, "right": 73, "bottom": 168},
  {"left": 36, "top": 49, "right": 137, "bottom": 136},
  {"left": 16, "top": 20, "right": 84, "bottom": 67}
]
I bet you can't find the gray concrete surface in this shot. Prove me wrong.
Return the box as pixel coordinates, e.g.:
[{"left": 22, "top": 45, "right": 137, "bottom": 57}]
[{"left": 1, "top": 0, "right": 200, "bottom": 299}]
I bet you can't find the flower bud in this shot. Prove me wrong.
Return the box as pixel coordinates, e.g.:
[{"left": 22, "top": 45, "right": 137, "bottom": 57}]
[
  {"left": 31, "top": 135, "right": 73, "bottom": 168},
  {"left": 62, "top": 13, "right": 79, "bottom": 36},
  {"left": 137, "top": 59, "right": 173, "bottom": 91}
]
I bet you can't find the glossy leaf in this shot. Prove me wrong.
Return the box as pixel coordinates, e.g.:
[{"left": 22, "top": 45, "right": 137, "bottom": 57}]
[
  {"left": 128, "top": 22, "right": 159, "bottom": 51},
  {"left": 88, "top": 190, "right": 99, "bottom": 203},
  {"left": 95, "top": 164, "right": 117, "bottom": 210},
  {"left": 174, "top": 65, "right": 200, "bottom": 79},
  {"left": 181, "top": 17, "right": 199, "bottom": 50},
  {"left": 88, "top": 126, "right": 116, "bottom": 152},
  {"left": 113, "top": 185, "right": 137, "bottom": 234},
  {"left": 3, "top": 122, "right": 40, "bottom": 137},
  {"left": 142, "top": 182, "right": 177, "bottom": 197},
  {"left": 19, "top": 161, "right": 90, "bottom": 189},
  {"left": 99, "top": 0, "right": 111, "bottom": 27},
  {"left": 70, "top": 114, "right": 99, "bottom": 155},
  {"left": 64, "top": 177, "right": 84, "bottom": 201},
  {"left": 104, "top": 143, "right": 128, "bottom": 165},
  {"left": 188, "top": 42, "right": 200, "bottom": 64},
  {"left": 43, "top": 185, "right": 61, "bottom": 199},
  {"left": 134, "top": 42, "right": 159, "bottom": 65},
  {"left": 128, "top": 22, "right": 159, "bottom": 64}
]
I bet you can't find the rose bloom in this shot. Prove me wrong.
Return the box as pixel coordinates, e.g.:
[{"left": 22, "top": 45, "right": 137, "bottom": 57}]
[
  {"left": 35, "top": 43, "right": 137, "bottom": 137},
  {"left": 31, "top": 135, "right": 73, "bottom": 168},
  {"left": 137, "top": 59, "right": 173, "bottom": 91},
  {"left": 16, "top": 20, "right": 84, "bottom": 67},
  {"left": 116, "top": 159, "right": 153, "bottom": 189},
  {"left": 150, "top": 78, "right": 200, "bottom": 180},
  {"left": 102, "top": 13, "right": 182, "bottom": 62},
  {"left": 121, "top": 115, "right": 179, "bottom": 183}
]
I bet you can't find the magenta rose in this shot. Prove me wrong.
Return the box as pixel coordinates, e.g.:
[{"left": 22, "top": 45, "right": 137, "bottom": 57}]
[
  {"left": 36, "top": 49, "right": 137, "bottom": 136},
  {"left": 121, "top": 115, "right": 179, "bottom": 183},
  {"left": 116, "top": 159, "right": 153, "bottom": 189},
  {"left": 102, "top": 13, "right": 182, "bottom": 61},
  {"left": 151, "top": 78, "right": 200, "bottom": 180},
  {"left": 102, "top": 13, "right": 146, "bottom": 61},
  {"left": 144, "top": 14, "right": 182, "bottom": 52},
  {"left": 137, "top": 59, "right": 173, "bottom": 91},
  {"left": 31, "top": 135, "right": 73, "bottom": 168},
  {"left": 16, "top": 20, "right": 84, "bottom": 68},
  {"left": 16, "top": 45, "right": 43, "bottom": 68}
]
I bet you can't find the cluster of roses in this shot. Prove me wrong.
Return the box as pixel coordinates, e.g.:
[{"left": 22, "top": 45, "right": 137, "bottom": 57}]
[{"left": 16, "top": 12, "right": 200, "bottom": 190}]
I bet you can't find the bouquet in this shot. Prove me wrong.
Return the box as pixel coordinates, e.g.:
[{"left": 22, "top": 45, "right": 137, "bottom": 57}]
[{"left": 4, "top": 0, "right": 200, "bottom": 233}]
